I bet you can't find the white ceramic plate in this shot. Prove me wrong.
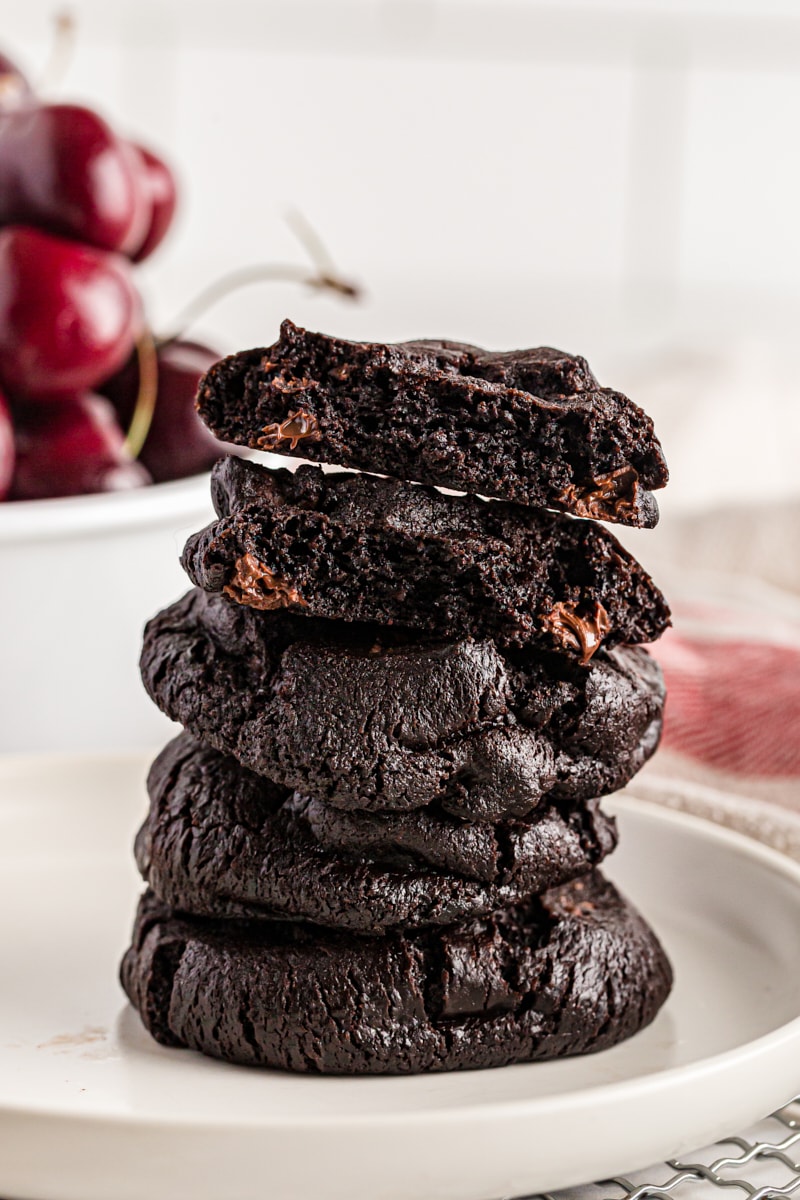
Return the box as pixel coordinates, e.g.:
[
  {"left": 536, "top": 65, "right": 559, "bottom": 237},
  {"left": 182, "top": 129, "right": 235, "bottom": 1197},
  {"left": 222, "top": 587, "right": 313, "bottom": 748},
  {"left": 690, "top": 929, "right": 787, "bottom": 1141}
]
[{"left": 2, "top": 755, "right": 800, "bottom": 1200}]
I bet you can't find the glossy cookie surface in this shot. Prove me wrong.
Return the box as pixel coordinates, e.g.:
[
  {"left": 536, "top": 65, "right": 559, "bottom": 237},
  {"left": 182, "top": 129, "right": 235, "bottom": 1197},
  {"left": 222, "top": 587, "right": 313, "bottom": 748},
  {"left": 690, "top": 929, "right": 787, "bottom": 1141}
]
[{"left": 141, "top": 589, "right": 665, "bottom": 817}]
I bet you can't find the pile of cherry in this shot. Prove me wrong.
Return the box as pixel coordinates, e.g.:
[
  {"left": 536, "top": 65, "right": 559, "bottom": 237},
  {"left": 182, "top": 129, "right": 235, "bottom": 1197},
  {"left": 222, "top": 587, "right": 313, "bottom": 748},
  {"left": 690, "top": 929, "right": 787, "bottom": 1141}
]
[{"left": 0, "top": 48, "right": 224, "bottom": 502}]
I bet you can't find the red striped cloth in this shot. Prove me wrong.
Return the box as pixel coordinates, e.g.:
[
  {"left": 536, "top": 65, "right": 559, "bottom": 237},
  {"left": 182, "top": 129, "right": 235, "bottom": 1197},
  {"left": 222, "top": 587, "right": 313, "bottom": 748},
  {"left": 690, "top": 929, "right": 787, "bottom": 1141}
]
[{"left": 645, "top": 576, "right": 800, "bottom": 808}]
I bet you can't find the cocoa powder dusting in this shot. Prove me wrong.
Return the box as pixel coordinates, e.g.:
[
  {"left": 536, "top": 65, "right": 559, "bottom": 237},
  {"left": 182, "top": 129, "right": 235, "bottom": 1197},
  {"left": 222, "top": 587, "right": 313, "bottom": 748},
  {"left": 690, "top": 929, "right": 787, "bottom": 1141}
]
[
  {"left": 257, "top": 408, "right": 322, "bottom": 452},
  {"left": 540, "top": 600, "right": 610, "bottom": 664},
  {"left": 558, "top": 467, "right": 640, "bottom": 521},
  {"left": 223, "top": 553, "right": 307, "bottom": 611}
]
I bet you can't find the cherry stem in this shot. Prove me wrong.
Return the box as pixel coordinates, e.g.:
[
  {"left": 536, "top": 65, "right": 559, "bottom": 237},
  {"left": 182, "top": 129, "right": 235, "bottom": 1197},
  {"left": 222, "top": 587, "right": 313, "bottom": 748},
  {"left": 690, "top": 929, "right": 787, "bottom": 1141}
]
[
  {"left": 159, "top": 209, "right": 360, "bottom": 346},
  {"left": 126, "top": 214, "right": 360, "bottom": 458},
  {"left": 36, "top": 10, "right": 77, "bottom": 94},
  {"left": 158, "top": 263, "right": 360, "bottom": 348},
  {"left": 286, "top": 208, "right": 339, "bottom": 276},
  {"left": 124, "top": 329, "right": 159, "bottom": 460}
]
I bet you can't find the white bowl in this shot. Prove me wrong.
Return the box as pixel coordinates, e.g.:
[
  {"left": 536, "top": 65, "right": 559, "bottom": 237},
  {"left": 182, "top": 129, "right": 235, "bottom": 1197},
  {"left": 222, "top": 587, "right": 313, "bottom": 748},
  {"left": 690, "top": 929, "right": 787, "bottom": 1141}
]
[{"left": 0, "top": 474, "right": 214, "bottom": 753}]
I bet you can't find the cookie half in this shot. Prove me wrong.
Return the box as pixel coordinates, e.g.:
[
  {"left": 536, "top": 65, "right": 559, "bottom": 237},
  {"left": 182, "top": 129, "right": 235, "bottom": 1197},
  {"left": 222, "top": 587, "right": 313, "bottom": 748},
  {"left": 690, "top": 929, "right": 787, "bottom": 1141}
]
[
  {"left": 181, "top": 458, "right": 670, "bottom": 656},
  {"left": 140, "top": 590, "right": 665, "bottom": 818},
  {"left": 121, "top": 871, "right": 673, "bottom": 1074},
  {"left": 196, "top": 320, "right": 667, "bottom": 527},
  {"left": 137, "top": 735, "right": 617, "bottom": 932}
]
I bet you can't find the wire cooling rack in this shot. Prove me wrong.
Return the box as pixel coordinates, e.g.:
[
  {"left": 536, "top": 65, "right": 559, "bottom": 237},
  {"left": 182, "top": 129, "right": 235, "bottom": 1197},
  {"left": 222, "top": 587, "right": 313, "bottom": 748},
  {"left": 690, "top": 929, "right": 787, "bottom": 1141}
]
[{"left": 525, "top": 1097, "right": 800, "bottom": 1200}]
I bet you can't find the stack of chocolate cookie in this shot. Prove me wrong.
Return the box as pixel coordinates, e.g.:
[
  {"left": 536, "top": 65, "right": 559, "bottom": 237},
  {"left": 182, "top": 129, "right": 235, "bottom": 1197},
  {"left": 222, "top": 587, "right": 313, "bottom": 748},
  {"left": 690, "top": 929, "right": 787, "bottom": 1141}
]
[{"left": 122, "top": 321, "right": 674, "bottom": 1074}]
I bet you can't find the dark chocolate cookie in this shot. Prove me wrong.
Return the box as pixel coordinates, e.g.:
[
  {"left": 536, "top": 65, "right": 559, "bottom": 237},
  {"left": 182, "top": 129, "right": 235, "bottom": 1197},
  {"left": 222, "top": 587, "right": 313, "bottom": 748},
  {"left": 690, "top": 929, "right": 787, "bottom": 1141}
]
[
  {"left": 140, "top": 590, "right": 665, "bottom": 818},
  {"left": 121, "top": 871, "right": 673, "bottom": 1073},
  {"left": 181, "top": 458, "right": 671, "bottom": 656},
  {"left": 138, "top": 734, "right": 617, "bottom": 932},
  {"left": 196, "top": 320, "right": 667, "bottom": 527}
]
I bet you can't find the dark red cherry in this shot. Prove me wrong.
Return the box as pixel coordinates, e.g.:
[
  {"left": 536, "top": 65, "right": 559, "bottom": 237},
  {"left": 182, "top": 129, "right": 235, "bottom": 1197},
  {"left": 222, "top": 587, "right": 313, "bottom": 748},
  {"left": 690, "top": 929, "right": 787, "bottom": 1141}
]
[
  {"left": 10, "top": 392, "right": 151, "bottom": 500},
  {"left": 0, "top": 104, "right": 150, "bottom": 254},
  {"left": 0, "top": 226, "right": 141, "bottom": 400},
  {"left": 102, "top": 339, "right": 229, "bottom": 482},
  {"left": 129, "top": 143, "right": 178, "bottom": 262},
  {"left": 0, "top": 386, "right": 14, "bottom": 498},
  {"left": 0, "top": 51, "right": 33, "bottom": 114}
]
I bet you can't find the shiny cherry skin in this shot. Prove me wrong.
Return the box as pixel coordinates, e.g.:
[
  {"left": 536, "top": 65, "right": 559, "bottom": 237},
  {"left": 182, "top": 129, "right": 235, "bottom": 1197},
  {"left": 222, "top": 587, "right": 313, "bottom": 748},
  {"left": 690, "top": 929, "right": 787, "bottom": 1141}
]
[
  {"left": 102, "top": 339, "right": 228, "bottom": 482},
  {"left": 0, "top": 386, "right": 14, "bottom": 499},
  {"left": 129, "top": 143, "right": 178, "bottom": 262},
  {"left": 0, "top": 104, "right": 150, "bottom": 254},
  {"left": 0, "top": 51, "right": 33, "bottom": 114},
  {"left": 10, "top": 392, "right": 151, "bottom": 500},
  {"left": 0, "top": 225, "right": 141, "bottom": 400}
]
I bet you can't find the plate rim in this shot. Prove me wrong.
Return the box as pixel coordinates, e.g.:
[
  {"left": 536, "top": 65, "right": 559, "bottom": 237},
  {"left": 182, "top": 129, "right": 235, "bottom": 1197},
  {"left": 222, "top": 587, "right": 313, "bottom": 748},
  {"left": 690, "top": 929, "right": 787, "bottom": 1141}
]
[{"left": 1, "top": 775, "right": 800, "bottom": 1129}]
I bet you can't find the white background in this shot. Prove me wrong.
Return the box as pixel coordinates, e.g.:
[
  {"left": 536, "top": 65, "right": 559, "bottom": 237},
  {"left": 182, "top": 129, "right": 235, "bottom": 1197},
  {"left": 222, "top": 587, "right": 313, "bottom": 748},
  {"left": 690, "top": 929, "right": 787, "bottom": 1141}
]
[{"left": 7, "top": 0, "right": 800, "bottom": 508}]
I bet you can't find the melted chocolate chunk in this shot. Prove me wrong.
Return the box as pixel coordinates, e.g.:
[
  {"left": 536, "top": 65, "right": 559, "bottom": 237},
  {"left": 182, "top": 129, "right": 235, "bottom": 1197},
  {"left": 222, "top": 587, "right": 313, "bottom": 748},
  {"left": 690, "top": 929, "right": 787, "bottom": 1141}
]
[
  {"left": 540, "top": 601, "right": 611, "bottom": 665},
  {"left": 222, "top": 553, "right": 307, "bottom": 612},
  {"left": 257, "top": 408, "right": 321, "bottom": 452},
  {"left": 439, "top": 927, "right": 522, "bottom": 1017},
  {"left": 558, "top": 467, "right": 642, "bottom": 523}
]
